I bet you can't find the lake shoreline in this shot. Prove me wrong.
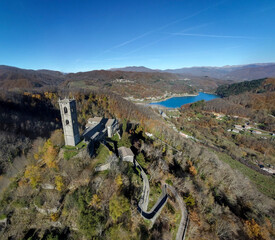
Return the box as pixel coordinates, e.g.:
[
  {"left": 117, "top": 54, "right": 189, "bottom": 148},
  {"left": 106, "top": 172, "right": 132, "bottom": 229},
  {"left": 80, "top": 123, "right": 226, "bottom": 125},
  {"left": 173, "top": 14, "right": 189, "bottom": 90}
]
[
  {"left": 145, "top": 92, "right": 220, "bottom": 108},
  {"left": 129, "top": 92, "right": 199, "bottom": 105}
]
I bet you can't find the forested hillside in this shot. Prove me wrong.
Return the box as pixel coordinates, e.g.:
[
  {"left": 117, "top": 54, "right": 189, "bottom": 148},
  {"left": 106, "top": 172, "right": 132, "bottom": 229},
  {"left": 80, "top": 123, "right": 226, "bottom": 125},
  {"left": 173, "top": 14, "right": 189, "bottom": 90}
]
[
  {"left": 205, "top": 78, "right": 275, "bottom": 132},
  {"left": 0, "top": 88, "right": 274, "bottom": 240},
  {"left": 0, "top": 65, "right": 232, "bottom": 99},
  {"left": 215, "top": 78, "right": 269, "bottom": 97}
]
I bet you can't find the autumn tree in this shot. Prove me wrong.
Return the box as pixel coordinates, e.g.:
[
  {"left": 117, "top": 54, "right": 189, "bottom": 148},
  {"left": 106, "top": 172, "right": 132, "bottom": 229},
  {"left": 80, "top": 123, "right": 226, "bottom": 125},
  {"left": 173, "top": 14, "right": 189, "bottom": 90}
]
[
  {"left": 109, "top": 194, "right": 130, "bottom": 222},
  {"left": 24, "top": 165, "right": 41, "bottom": 188},
  {"left": 115, "top": 174, "right": 123, "bottom": 189},
  {"left": 43, "top": 140, "right": 58, "bottom": 169},
  {"left": 89, "top": 194, "right": 101, "bottom": 209},
  {"left": 55, "top": 175, "right": 64, "bottom": 192}
]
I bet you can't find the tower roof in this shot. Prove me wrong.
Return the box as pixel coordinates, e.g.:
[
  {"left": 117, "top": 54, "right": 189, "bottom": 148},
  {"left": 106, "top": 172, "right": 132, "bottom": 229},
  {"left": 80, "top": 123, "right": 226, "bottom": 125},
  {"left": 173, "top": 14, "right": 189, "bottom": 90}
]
[{"left": 58, "top": 98, "right": 75, "bottom": 103}]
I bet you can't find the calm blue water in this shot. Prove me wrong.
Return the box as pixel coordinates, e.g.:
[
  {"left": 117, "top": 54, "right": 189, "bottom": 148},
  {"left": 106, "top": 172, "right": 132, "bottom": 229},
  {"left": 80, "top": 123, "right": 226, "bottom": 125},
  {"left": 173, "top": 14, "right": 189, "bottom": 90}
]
[{"left": 149, "top": 92, "right": 219, "bottom": 108}]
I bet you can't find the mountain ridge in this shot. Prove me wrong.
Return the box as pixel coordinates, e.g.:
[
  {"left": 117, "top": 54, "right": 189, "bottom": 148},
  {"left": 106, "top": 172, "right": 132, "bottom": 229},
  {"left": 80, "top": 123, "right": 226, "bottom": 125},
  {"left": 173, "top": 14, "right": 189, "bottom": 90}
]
[{"left": 109, "top": 62, "right": 275, "bottom": 81}]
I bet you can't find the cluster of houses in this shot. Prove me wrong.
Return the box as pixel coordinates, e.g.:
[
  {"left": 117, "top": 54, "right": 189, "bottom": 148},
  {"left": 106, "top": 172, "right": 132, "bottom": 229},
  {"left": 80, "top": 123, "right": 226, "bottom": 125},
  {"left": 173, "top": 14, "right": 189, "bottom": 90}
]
[{"left": 227, "top": 123, "right": 264, "bottom": 135}]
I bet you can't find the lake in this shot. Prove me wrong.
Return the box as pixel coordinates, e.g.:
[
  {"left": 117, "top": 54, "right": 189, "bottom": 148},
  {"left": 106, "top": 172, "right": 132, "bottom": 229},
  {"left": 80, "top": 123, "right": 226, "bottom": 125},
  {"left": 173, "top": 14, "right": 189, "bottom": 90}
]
[{"left": 149, "top": 92, "right": 220, "bottom": 108}]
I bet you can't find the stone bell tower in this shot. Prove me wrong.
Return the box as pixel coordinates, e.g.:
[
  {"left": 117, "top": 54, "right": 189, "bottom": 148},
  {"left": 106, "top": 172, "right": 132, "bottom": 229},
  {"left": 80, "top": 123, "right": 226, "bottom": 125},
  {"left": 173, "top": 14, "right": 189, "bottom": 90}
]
[{"left": 58, "top": 98, "right": 80, "bottom": 146}]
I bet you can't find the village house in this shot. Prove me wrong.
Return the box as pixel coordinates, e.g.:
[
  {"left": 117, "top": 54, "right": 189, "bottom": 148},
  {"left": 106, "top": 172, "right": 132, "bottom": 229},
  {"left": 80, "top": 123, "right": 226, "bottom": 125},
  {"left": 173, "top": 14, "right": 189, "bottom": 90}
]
[
  {"left": 252, "top": 130, "right": 262, "bottom": 135},
  {"left": 118, "top": 146, "right": 134, "bottom": 163},
  {"left": 234, "top": 125, "right": 243, "bottom": 131}
]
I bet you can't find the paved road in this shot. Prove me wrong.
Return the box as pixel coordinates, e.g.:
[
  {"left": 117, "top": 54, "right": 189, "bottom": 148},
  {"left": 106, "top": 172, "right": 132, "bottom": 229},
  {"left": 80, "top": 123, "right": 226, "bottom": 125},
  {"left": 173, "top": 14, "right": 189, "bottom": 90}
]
[
  {"left": 167, "top": 185, "right": 189, "bottom": 240},
  {"left": 134, "top": 159, "right": 169, "bottom": 222},
  {"left": 134, "top": 160, "right": 150, "bottom": 211},
  {"left": 96, "top": 152, "right": 188, "bottom": 239},
  {"left": 134, "top": 158, "right": 189, "bottom": 239},
  {"left": 137, "top": 184, "right": 168, "bottom": 221}
]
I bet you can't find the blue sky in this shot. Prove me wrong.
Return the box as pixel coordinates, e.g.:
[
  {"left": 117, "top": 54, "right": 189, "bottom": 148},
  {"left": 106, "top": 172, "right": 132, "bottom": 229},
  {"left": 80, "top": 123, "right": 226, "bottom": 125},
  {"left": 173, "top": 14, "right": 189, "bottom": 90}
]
[{"left": 0, "top": 0, "right": 274, "bottom": 72}]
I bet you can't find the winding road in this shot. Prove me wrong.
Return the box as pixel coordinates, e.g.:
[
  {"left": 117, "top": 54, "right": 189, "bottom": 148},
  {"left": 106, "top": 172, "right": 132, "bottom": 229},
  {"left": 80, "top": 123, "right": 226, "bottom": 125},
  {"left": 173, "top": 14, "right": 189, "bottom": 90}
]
[
  {"left": 134, "top": 159, "right": 189, "bottom": 240},
  {"left": 95, "top": 149, "right": 189, "bottom": 239}
]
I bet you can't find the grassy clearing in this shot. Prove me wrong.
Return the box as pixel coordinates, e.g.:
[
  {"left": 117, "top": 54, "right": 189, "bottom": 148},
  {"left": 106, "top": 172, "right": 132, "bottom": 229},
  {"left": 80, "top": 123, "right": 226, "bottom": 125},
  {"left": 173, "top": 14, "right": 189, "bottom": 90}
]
[
  {"left": 166, "top": 110, "right": 180, "bottom": 118},
  {"left": 94, "top": 144, "right": 111, "bottom": 166},
  {"left": 216, "top": 152, "right": 275, "bottom": 198},
  {"left": 64, "top": 140, "right": 87, "bottom": 150},
  {"left": 111, "top": 133, "right": 120, "bottom": 142},
  {"left": 76, "top": 141, "right": 87, "bottom": 149},
  {"left": 0, "top": 214, "right": 7, "bottom": 220},
  {"left": 63, "top": 141, "right": 87, "bottom": 160},
  {"left": 64, "top": 150, "right": 78, "bottom": 160},
  {"left": 147, "top": 183, "right": 162, "bottom": 210},
  {"left": 69, "top": 81, "right": 98, "bottom": 90}
]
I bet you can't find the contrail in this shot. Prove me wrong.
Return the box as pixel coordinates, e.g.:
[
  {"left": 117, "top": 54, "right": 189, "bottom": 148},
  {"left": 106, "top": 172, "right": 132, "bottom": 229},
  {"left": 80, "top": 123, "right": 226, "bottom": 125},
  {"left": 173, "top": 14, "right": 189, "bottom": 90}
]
[
  {"left": 101, "top": 0, "right": 227, "bottom": 54},
  {"left": 124, "top": 24, "right": 210, "bottom": 56},
  {"left": 171, "top": 33, "right": 259, "bottom": 39}
]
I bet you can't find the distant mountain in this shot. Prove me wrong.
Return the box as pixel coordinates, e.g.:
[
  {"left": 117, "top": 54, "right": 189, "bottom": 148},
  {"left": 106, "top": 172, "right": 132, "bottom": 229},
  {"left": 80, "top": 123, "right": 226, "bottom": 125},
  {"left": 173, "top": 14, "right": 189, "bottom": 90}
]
[
  {"left": 165, "top": 63, "right": 275, "bottom": 81},
  {"left": 109, "top": 63, "right": 275, "bottom": 81},
  {"left": 2, "top": 63, "right": 275, "bottom": 97},
  {"left": 109, "top": 66, "right": 158, "bottom": 73},
  {"left": 0, "top": 65, "right": 65, "bottom": 89}
]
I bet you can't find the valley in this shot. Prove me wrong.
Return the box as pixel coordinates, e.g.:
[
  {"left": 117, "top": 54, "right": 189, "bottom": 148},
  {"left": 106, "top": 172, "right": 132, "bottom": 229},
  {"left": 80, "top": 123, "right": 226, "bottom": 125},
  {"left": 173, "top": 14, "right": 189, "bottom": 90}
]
[{"left": 0, "top": 66, "right": 274, "bottom": 240}]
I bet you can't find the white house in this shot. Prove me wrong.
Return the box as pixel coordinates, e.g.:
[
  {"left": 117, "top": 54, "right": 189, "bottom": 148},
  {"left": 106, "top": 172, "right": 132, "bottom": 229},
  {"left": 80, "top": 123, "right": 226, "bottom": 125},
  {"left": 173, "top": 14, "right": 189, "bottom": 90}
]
[{"left": 118, "top": 147, "right": 134, "bottom": 163}]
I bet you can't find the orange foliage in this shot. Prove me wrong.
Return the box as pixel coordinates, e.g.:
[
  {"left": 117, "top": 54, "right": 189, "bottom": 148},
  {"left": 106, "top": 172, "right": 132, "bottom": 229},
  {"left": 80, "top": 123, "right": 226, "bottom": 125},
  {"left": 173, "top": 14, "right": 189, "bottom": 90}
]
[
  {"left": 187, "top": 160, "right": 197, "bottom": 176},
  {"left": 24, "top": 165, "right": 41, "bottom": 188},
  {"left": 189, "top": 210, "right": 201, "bottom": 226},
  {"left": 50, "top": 213, "right": 59, "bottom": 222},
  {"left": 189, "top": 165, "right": 198, "bottom": 176},
  {"left": 43, "top": 140, "right": 58, "bottom": 169},
  {"left": 244, "top": 219, "right": 268, "bottom": 240}
]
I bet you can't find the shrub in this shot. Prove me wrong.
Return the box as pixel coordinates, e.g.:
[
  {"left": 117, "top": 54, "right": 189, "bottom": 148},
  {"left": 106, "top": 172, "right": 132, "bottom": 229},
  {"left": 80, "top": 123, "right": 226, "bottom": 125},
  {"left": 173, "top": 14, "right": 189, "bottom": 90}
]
[
  {"left": 165, "top": 179, "right": 173, "bottom": 185},
  {"left": 88, "top": 194, "right": 101, "bottom": 209},
  {"left": 46, "top": 233, "right": 59, "bottom": 240},
  {"left": 34, "top": 195, "right": 43, "bottom": 208},
  {"left": 50, "top": 213, "right": 59, "bottom": 222},
  {"left": 55, "top": 175, "right": 64, "bottom": 192},
  {"left": 78, "top": 208, "right": 105, "bottom": 238},
  {"left": 24, "top": 165, "right": 41, "bottom": 188},
  {"left": 115, "top": 174, "right": 123, "bottom": 188},
  {"left": 109, "top": 194, "right": 130, "bottom": 222},
  {"left": 136, "top": 153, "right": 146, "bottom": 168},
  {"left": 12, "top": 198, "right": 28, "bottom": 208},
  {"left": 184, "top": 194, "right": 195, "bottom": 207}
]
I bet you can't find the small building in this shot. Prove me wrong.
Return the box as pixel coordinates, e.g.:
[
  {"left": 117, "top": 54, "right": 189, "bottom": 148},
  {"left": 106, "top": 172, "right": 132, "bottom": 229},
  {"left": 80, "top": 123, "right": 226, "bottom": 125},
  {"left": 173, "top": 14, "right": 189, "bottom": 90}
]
[
  {"left": 262, "top": 168, "right": 275, "bottom": 175},
  {"left": 145, "top": 132, "right": 153, "bottom": 138},
  {"left": 235, "top": 125, "right": 243, "bottom": 131},
  {"left": 118, "top": 147, "right": 134, "bottom": 163},
  {"left": 252, "top": 130, "right": 262, "bottom": 135}
]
